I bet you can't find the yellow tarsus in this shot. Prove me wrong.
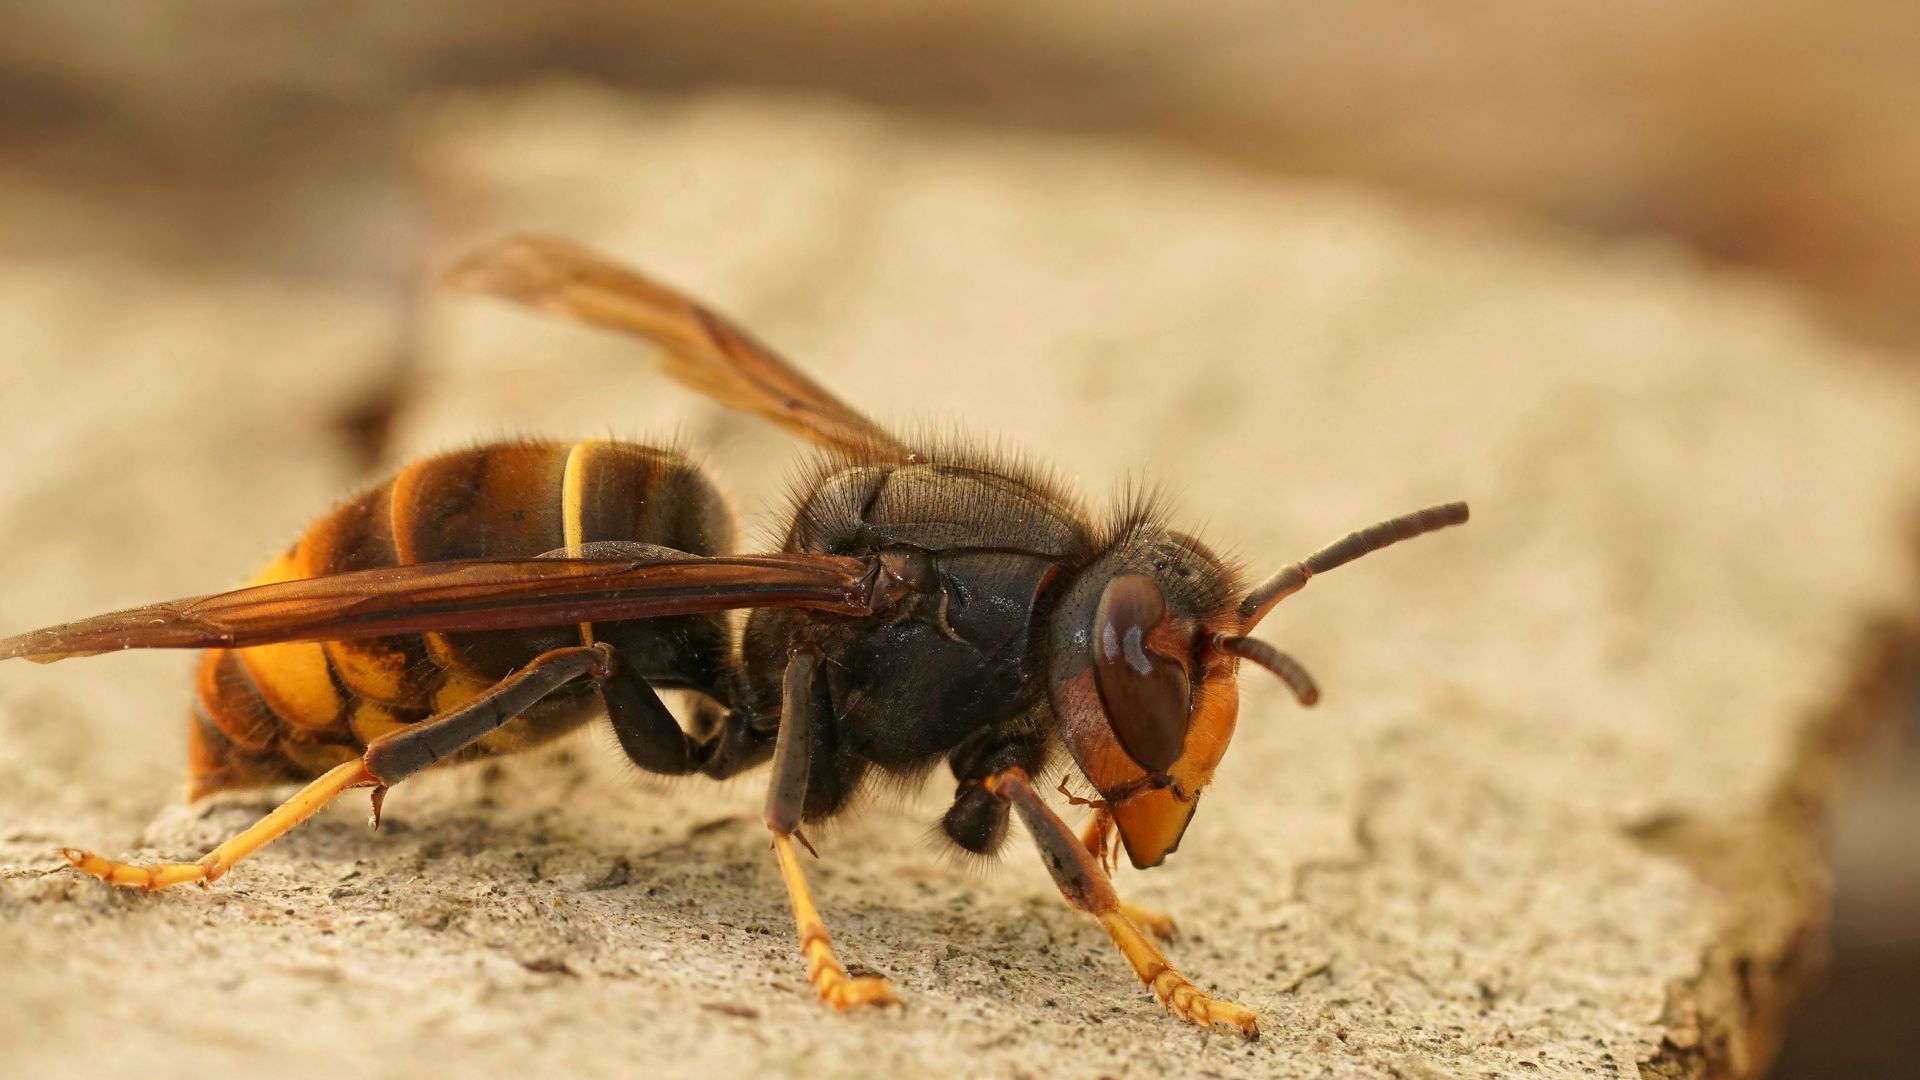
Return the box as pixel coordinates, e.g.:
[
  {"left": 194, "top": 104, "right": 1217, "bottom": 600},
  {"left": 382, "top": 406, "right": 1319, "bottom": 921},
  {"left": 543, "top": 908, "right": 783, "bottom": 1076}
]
[
  {"left": 771, "top": 832, "right": 899, "bottom": 1011},
  {"left": 1097, "top": 911, "right": 1258, "bottom": 1037},
  {"left": 62, "top": 759, "right": 375, "bottom": 892}
]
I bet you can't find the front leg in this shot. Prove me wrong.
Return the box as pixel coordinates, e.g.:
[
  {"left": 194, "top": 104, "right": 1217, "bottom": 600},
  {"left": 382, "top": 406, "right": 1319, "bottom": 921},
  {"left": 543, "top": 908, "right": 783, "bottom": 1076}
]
[
  {"left": 1080, "top": 808, "right": 1179, "bottom": 941},
  {"left": 947, "top": 742, "right": 1179, "bottom": 940},
  {"left": 986, "top": 767, "right": 1258, "bottom": 1038}
]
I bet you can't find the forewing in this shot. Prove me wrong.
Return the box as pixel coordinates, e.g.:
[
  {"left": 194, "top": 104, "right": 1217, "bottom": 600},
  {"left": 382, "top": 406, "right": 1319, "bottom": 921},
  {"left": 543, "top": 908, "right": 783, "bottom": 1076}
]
[
  {"left": 0, "top": 551, "right": 880, "bottom": 663},
  {"left": 445, "top": 235, "right": 912, "bottom": 461}
]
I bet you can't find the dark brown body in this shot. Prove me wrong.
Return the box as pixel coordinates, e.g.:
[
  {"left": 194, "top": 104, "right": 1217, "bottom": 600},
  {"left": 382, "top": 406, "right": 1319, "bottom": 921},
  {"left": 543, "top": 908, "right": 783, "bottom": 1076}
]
[
  {"left": 190, "top": 440, "right": 733, "bottom": 797},
  {"left": 192, "top": 434, "right": 1162, "bottom": 863},
  {"left": 739, "top": 454, "right": 1102, "bottom": 837},
  {"left": 195, "top": 437, "right": 1125, "bottom": 859}
]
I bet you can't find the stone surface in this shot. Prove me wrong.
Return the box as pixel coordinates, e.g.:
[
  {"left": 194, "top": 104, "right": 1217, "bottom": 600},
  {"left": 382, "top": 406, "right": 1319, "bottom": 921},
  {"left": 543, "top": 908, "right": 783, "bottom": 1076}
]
[{"left": 1, "top": 90, "right": 1916, "bottom": 1079}]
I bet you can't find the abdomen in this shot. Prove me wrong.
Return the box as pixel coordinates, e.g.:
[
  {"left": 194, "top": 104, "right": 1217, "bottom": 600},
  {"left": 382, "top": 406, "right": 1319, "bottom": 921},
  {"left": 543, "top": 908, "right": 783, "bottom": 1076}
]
[{"left": 189, "top": 440, "right": 734, "bottom": 797}]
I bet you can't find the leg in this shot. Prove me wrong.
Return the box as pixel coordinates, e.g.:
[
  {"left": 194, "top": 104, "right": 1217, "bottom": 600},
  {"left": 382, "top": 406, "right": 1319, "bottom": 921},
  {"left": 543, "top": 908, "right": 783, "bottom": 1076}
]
[
  {"left": 764, "top": 646, "right": 897, "bottom": 1011},
  {"left": 601, "top": 665, "right": 705, "bottom": 775},
  {"left": 64, "top": 758, "right": 377, "bottom": 890},
  {"left": 65, "top": 643, "right": 614, "bottom": 891},
  {"left": 602, "top": 664, "right": 778, "bottom": 781},
  {"left": 942, "top": 728, "right": 1188, "bottom": 936},
  {"left": 1078, "top": 808, "right": 1179, "bottom": 941},
  {"left": 941, "top": 725, "right": 1049, "bottom": 857},
  {"left": 986, "top": 767, "right": 1257, "bottom": 1037}
]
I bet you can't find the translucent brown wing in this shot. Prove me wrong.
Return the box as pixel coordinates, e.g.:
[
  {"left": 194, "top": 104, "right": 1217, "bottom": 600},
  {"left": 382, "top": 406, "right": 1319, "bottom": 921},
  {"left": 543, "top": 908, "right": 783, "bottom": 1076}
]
[
  {"left": 445, "top": 235, "right": 912, "bottom": 461},
  {"left": 0, "top": 550, "right": 882, "bottom": 663}
]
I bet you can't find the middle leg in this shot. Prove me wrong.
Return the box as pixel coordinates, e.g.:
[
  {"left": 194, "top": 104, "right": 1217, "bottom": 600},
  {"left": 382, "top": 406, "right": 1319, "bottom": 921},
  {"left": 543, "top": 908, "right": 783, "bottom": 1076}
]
[{"left": 762, "top": 645, "right": 898, "bottom": 1011}]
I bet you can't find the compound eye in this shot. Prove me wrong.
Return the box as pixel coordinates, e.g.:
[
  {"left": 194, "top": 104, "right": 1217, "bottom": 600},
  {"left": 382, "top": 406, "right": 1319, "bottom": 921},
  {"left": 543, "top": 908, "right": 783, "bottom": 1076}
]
[{"left": 1092, "top": 574, "right": 1192, "bottom": 773}]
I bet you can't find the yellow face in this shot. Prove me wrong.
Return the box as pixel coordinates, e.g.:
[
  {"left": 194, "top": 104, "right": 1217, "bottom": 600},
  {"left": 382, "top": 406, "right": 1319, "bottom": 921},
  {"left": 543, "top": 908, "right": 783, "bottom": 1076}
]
[
  {"left": 1047, "top": 537, "right": 1247, "bottom": 869},
  {"left": 1050, "top": 500, "right": 1470, "bottom": 868},
  {"left": 1103, "top": 658, "right": 1241, "bottom": 867}
]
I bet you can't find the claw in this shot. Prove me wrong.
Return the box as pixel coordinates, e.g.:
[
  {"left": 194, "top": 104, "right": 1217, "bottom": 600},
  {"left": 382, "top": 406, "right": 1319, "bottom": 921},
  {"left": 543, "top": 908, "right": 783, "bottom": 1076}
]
[
  {"left": 820, "top": 974, "right": 901, "bottom": 1012},
  {"left": 1097, "top": 910, "right": 1258, "bottom": 1038},
  {"left": 1151, "top": 966, "right": 1259, "bottom": 1037}
]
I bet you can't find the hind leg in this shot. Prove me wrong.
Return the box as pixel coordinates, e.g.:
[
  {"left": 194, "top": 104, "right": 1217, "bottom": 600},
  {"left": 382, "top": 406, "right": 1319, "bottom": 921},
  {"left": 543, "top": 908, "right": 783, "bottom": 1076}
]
[
  {"left": 64, "top": 757, "right": 379, "bottom": 890},
  {"left": 65, "top": 643, "right": 615, "bottom": 892}
]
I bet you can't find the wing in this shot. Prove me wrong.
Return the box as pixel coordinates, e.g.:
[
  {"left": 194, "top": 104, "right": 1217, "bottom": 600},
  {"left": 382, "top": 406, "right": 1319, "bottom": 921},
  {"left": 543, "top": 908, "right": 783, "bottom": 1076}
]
[
  {"left": 0, "top": 550, "right": 884, "bottom": 663},
  {"left": 444, "top": 235, "right": 913, "bottom": 461}
]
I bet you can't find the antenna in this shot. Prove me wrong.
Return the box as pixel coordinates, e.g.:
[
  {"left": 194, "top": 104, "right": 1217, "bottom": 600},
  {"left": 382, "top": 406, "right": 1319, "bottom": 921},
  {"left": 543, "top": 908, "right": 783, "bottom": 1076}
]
[{"left": 1239, "top": 501, "right": 1469, "bottom": 630}]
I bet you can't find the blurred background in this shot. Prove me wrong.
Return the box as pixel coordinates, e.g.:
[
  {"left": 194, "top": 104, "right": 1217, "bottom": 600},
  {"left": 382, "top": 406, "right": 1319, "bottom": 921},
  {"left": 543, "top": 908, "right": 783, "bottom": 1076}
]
[{"left": 0, "top": 5, "right": 1914, "bottom": 1076}]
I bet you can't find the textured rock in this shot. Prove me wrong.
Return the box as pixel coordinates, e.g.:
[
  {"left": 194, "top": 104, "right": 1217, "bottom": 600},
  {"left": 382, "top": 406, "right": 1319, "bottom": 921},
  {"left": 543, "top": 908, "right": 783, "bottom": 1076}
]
[{"left": 1, "top": 91, "right": 1916, "bottom": 1079}]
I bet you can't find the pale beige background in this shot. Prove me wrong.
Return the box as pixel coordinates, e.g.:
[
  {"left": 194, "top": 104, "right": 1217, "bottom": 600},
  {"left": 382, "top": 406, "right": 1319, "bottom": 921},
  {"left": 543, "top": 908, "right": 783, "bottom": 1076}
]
[{"left": 0, "top": 90, "right": 1916, "bottom": 1079}]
